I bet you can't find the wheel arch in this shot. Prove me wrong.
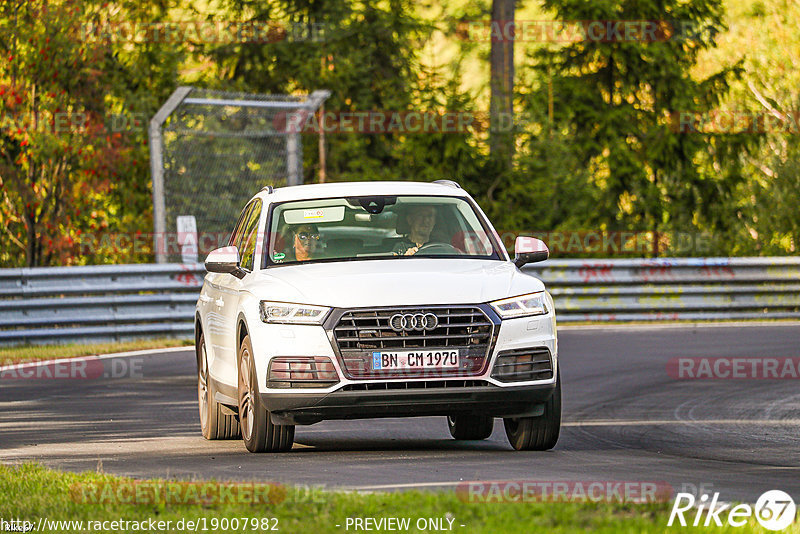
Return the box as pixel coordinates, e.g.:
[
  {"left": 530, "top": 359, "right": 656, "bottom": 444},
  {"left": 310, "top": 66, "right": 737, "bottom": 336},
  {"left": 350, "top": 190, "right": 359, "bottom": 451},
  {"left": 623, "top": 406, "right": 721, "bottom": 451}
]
[
  {"left": 236, "top": 313, "right": 250, "bottom": 361},
  {"left": 194, "top": 312, "right": 203, "bottom": 369}
]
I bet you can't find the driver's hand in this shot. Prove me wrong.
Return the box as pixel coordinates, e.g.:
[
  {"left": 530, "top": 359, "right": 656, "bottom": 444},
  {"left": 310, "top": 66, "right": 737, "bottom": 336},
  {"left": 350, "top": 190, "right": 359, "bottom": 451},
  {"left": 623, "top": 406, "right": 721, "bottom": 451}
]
[{"left": 403, "top": 246, "right": 419, "bottom": 256}]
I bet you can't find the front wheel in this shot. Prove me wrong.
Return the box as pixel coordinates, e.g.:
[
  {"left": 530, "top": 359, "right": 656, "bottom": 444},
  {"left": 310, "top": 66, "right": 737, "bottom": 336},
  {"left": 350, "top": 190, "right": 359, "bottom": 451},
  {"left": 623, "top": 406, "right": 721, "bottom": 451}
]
[
  {"left": 238, "top": 335, "right": 294, "bottom": 453},
  {"left": 503, "top": 373, "right": 561, "bottom": 451},
  {"left": 447, "top": 415, "right": 494, "bottom": 440}
]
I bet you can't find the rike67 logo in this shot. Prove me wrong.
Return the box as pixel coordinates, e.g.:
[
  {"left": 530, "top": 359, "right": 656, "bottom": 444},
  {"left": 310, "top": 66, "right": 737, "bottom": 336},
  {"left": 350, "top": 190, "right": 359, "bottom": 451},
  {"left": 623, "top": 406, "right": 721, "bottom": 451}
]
[{"left": 669, "top": 490, "right": 796, "bottom": 530}]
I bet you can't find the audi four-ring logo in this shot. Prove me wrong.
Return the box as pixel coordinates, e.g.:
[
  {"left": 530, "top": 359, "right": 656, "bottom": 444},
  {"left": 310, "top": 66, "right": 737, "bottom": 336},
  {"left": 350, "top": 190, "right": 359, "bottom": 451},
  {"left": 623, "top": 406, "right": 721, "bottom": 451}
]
[{"left": 389, "top": 312, "right": 438, "bottom": 332}]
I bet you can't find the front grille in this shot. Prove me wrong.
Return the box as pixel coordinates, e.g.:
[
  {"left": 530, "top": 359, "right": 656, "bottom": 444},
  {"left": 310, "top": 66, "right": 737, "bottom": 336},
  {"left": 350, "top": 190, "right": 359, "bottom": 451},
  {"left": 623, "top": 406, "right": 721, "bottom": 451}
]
[
  {"left": 330, "top": 306, "right": 496, "bottom": 379},
  {"left": 340, "top": 380, "right": 491, "bottom": 391},
  {"left": 491, "top": 348, "right": 553, "bottom": 382},
  {"left": 334, "top": 307, "right": 493, "bottom": 350}
]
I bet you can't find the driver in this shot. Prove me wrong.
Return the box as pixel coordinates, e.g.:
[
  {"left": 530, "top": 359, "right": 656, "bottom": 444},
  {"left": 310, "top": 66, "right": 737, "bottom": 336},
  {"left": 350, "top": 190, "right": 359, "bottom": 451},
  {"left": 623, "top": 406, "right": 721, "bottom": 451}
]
[{"left": 393, "top": 205, "right": 437, "bottom": 256}]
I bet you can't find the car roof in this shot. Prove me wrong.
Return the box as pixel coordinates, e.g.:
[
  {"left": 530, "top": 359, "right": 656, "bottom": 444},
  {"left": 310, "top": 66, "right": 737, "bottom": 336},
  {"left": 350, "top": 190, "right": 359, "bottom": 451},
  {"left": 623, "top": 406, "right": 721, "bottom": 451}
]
[{"left": 253, "top": 181, "right": 470, "bottom": 204}]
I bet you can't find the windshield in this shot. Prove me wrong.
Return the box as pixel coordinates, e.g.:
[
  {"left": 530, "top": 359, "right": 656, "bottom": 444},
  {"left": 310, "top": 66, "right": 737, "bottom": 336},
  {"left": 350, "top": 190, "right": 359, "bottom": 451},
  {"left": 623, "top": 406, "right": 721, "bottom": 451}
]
[{"left": 264, "top": 195, "right": 501, "bottom": 266}]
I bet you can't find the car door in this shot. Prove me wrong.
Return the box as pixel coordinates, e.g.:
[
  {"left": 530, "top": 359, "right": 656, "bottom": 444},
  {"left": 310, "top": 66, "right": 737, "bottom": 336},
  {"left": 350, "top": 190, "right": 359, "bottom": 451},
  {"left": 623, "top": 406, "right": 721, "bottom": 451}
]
[
  {"left": 214, "top": 200, "right": 262, "bottom": 370},
  {"left": 204, "top": 201, "right": 255, "bottom": 366}
]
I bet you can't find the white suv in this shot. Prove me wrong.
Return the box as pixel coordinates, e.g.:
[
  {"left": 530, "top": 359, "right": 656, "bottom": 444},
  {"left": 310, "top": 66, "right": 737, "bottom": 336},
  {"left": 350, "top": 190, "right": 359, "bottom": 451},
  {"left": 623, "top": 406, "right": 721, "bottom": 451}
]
[{"left": 195, "top": 180, "right": 560, "bottom": 453}]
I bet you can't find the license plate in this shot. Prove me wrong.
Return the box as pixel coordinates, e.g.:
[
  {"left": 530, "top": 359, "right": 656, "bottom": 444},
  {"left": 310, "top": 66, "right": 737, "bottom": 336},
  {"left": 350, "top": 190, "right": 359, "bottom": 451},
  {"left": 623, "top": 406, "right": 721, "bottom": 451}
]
[{"left": 371, "top": 350, "right": 459, "bottom": 370}]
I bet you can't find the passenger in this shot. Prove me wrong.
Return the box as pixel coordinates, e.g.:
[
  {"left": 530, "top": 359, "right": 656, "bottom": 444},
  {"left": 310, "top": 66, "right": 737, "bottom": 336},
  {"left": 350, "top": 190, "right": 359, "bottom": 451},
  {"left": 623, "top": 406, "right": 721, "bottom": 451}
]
[
  {"left": 393, "top": 205, "right": 437, "bottom": 256},
  {"left": 287, "top": 223, "right": 321, "bottom": 262}
]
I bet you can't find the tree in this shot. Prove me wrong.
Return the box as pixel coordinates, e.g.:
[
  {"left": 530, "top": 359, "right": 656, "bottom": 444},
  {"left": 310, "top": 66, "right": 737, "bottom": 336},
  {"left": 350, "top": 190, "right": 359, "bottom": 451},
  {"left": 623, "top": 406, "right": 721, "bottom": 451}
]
[
  {"left": 511, "top": 0, "right": 745, "bottom": 253},
  {"left": 395, "top": 62, "right": 487, "bottom": 185},
  {"left": 489, "top": 0, "right": 515, "bottom": 169},
  {"left": 720, "top": 2, "right": 800, "bottom": 255},
  {"left": 0, "top": 0, "right": 183, "bottom": 266},
  {"left": 200, "top": 0, "right": 429, "bottom": 183},
  {"left": 0, "top": 1, "right": 126, "bottom": 266}
]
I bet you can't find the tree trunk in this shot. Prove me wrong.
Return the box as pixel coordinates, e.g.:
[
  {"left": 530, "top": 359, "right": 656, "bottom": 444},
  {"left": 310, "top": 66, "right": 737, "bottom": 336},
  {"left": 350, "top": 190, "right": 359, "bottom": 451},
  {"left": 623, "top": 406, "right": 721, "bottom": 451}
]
[{"left": 490, "top": 0, "right": 515, "bottom": 169}]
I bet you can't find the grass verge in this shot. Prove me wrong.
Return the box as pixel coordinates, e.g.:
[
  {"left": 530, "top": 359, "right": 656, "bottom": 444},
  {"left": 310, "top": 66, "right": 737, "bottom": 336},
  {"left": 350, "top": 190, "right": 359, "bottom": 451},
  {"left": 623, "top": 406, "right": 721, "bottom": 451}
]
[
  {"left": 0, "top": 338, "right": 193, "bottom": 366},
  {"left": 0, "top": 463, "right": 781, "bottom": 533}
]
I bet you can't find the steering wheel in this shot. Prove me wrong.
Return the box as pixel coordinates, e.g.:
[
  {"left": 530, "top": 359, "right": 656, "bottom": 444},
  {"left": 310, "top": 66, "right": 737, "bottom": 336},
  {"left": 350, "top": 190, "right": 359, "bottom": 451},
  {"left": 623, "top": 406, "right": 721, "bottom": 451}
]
[{"left": 415, "top": 242, "right": 462, "bottom": 255}]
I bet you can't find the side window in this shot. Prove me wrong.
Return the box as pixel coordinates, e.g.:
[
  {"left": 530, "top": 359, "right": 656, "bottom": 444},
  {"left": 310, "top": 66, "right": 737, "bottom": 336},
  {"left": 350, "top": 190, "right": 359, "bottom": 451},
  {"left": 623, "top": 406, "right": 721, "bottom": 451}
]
[
  {"left": 239, "top": 200, "right": 262, "bottom": 271},
  {"left": 228, "top": 202, "right": 254, "bottom": 249}
]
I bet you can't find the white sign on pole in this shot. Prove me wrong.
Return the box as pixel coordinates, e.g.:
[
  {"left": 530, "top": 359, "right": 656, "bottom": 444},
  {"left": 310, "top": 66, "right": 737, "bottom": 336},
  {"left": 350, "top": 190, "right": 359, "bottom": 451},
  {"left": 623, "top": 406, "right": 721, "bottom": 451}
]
[{"left": 176, "top": 215, "right": 198, "bottom": 264}]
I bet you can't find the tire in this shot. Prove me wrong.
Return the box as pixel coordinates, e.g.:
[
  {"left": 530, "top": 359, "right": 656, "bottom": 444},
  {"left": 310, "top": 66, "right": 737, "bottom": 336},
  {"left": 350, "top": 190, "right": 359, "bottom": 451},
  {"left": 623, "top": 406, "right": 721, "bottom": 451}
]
[
  {"left": 447, "top": 415, "right": 494, "bottom": 440},
  {"left": 197, "top": 332, "right": 240, "bottom": 440},
  {"left": 503, "top": 373, "right": 561, "bottom": 451},
  {"left": 238, "top": 335, "right": 295, "bottom": 453}
]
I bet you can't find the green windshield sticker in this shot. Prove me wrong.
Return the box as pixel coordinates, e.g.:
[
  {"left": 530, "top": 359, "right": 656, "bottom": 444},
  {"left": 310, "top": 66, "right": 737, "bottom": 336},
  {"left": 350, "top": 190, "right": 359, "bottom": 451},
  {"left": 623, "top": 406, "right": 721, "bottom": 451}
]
[{"left": 273, "top": 252, "right": 286, "bottom": 261}]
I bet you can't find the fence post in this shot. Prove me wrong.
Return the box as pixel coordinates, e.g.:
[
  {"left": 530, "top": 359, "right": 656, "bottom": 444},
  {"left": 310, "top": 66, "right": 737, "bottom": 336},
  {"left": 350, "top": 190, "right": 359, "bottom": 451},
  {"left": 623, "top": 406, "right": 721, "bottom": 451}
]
[{"left": 148, "top": 87, "right": 193, "bottom": 264}]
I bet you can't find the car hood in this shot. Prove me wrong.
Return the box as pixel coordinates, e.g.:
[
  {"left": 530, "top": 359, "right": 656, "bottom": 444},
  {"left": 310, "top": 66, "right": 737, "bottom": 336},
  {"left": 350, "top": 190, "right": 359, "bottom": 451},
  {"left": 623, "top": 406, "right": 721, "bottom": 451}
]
[{"left": 247, "top": 258, "right": 545, "bottom": 308}]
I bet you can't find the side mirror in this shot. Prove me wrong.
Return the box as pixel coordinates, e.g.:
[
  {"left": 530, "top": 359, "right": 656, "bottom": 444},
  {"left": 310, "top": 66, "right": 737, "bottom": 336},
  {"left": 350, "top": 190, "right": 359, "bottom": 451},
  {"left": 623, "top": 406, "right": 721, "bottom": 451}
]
[
  {"left": 205, "top": 246, "right": 246, "bottom": 279},
  {"left": 513, "top": 237, "right": 549, "bottom": 267}
]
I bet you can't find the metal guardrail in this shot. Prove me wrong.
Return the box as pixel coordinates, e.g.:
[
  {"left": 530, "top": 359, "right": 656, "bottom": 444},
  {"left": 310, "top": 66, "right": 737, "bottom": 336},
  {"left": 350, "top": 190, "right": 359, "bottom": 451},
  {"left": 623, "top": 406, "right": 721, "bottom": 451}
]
[
  {"left": 1, "top": 258, "right": 798, "bottom": 345},
  {"left": 526, "top": 257, "right": 800, "bottom": 322},
  {"left": 0, "top": 264, "right": 204, "bottom": 345}
]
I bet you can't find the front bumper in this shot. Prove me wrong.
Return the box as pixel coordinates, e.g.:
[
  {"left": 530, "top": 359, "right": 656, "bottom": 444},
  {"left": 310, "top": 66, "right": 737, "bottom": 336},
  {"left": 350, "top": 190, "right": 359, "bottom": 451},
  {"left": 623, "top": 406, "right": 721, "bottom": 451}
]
[
  {"left": 240, "top": 303, "right": 559, "bottom": 425},
  {"left": 263, "top": 381, "right": 556, "bottom": 425}
]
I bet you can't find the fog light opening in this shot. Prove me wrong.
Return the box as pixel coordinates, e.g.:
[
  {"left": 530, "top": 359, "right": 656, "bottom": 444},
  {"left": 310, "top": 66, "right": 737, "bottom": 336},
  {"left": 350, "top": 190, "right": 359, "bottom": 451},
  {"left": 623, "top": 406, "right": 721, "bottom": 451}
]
[{"left": 267, "top": 356, "right": 340, "bottom": 388}]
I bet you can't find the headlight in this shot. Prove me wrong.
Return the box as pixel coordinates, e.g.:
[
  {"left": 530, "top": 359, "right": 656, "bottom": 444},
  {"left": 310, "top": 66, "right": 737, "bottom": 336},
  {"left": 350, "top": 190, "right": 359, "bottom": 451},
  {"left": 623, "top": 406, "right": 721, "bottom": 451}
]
[
  {"left": 489, "top": 292, "right": 549, "bottom": 318},
  {"left": 259, "top": 301, "right": 330, "bottom": 325}
]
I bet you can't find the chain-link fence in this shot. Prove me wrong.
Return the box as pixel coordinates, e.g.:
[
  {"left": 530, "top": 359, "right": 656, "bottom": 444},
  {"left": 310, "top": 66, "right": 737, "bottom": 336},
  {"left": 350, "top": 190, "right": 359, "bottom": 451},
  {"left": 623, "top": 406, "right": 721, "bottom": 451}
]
[{"left": 148, "top": 87, "right": 329, "bottom": 263}]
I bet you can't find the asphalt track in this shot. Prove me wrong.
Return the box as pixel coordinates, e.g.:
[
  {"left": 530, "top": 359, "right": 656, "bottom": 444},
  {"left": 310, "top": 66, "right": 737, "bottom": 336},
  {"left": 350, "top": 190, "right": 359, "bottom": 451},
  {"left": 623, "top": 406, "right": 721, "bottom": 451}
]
[{"left": 1, "top": 323, "right": 798, "bottom": 503}]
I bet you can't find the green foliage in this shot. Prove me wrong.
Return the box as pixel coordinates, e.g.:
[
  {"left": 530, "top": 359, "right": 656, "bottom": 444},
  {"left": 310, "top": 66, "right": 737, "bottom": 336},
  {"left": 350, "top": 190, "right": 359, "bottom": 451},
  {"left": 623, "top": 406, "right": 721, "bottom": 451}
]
[
  {"left": 500, "top": 0, "right": 747, "bottom": 253},
  {"left": 745, "top": 141, "right": 800, "bottom": 254},
  {"left": 0, "top": 0, "right": 183, "bottom": 266},
  {"left": 0, "top": 0, "right": 797, "bottom": 265},
  {"left": 201, "top": 0, "right": 430, "bottom": 182},
  {"left": 0, "top": 0, "right": 126, "bottom": 266},
  {"left": 0, "top": 463, "right": 730, "bottom": 534},
  {"left": 395, "top": 62, "right": 488, "bottom": 184},
  {"left": 708, "top": 0, "right": 800, "bottom": 255}
]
